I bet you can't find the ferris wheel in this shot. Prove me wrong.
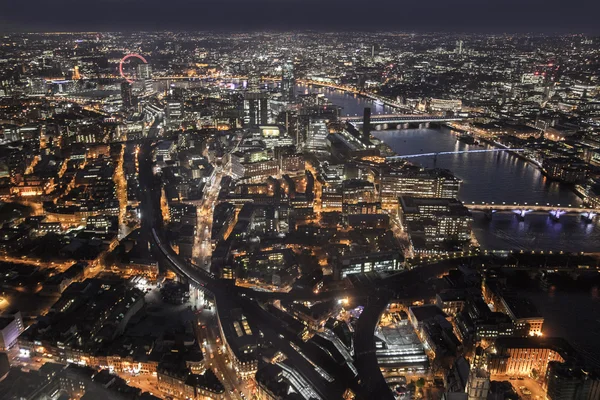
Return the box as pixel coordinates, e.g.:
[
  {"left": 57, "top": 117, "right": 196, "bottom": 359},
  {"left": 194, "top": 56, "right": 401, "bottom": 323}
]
[{"left": 119, "top": 53, "right": 148, "bottom": 83}]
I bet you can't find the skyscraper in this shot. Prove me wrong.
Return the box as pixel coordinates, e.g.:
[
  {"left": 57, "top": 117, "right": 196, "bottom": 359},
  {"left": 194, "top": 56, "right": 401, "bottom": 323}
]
[
  {"left": 121, "top": 81, "right": 133, "bottom": 108},
  {"left": 137, "top": 63, "right": 152, "bottom": 80},
  {"left": 456, "top": 40, "right": 464, "bottom": 55},
  {"left": 281, "top": 60, "right": 295, "bottom": 102},
  {"left": 363, "top": 107, "right": 371, "bottom": 141},
  {"left": 243, "top": 92, "right": 269, "bottom": 127},
  {"left": 304, "top": 117, "right": 329, "bottom": 152}
]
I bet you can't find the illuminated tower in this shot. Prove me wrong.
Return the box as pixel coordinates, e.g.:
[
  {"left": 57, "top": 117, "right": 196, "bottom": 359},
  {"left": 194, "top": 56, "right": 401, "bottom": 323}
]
[
  {"left": 281, "top": 60, "right": 295, "bottom": 102},
  {"left": 244, "top": 72, "right": 269, "bottom": 126}
]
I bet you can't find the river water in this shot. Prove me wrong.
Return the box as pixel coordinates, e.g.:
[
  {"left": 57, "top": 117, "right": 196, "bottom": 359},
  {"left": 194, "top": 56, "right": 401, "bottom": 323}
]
[
  {"left": 299, "top": 84, "right": 600, "bottom": 367},
  {"left": 299, "top": 84, "right": 600, "bottom": 253},
  {"left": 373, "top": 128, "right": 600, "bottom": 253}
]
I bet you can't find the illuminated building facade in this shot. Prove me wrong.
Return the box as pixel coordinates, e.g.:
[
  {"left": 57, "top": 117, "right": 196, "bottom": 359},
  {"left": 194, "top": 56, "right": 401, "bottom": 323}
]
[
  {"left": 304, "top": 117, "right": 329, "bottom": 152},
  {"left": 336, "top": 251, "right": 403, "bottom": 279},
  {"left": 342, "top": 179, "right": 376, "bottom": 205},
  {"left": 488, "top": 337, "right": 572, "bottom": 378},
  {"left": 380, "top": 168, "right": 460, "bottom": 206},
  {"left": 0, "top": 311, "right": 24, "bottom": 351},
  {"left": 398, "top": 196, "right": 473, "bottom": 254},
  {"left": 281, "top": 60, "right": 296, "bottom": 102}
]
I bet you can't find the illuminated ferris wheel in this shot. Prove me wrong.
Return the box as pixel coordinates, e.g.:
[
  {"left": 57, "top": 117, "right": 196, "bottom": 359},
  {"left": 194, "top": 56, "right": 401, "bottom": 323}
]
[{"left": 119, "top": 53, "right": 148, "bottom": 83}]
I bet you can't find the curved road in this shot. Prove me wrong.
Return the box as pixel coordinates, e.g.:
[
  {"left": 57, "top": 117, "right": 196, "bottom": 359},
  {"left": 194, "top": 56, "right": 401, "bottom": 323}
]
[{"left": 139, "top": 137, "right": 460, "bottom": 400}]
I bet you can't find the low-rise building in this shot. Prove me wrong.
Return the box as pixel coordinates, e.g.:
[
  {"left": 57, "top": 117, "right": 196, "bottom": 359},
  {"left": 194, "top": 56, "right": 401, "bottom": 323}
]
[
  {"left": 336, "top": 251, "right": 403, "bottom": 279},
  {"left": 380, "top": 168, "right": 460, "bottom": 207},
  {"left": 216, "top": 299, "right": 259, "bottom": 379},
  {"left": 0, "top": 311, "right": 24, "bottom": 350},
  {"left": 488, "top": 337, "right": 574, "bottom": 378}
]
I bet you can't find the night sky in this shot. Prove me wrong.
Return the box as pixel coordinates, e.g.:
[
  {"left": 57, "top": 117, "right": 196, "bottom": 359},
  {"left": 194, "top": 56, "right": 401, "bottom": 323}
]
[{"left": 1, "top": 0, "right": 598, "bottom": 33}]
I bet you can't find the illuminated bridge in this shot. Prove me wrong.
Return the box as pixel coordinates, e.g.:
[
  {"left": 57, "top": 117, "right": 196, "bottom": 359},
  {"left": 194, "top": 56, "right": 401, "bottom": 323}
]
[
  {"left": 340, "top": 114, "right": 463, "bottom": 125},
  {"left": 466, "top": 202, "right": 599, "bottom": 221},
  {"left": 386, "top": 148, "right": 525, "bottom": 161}
]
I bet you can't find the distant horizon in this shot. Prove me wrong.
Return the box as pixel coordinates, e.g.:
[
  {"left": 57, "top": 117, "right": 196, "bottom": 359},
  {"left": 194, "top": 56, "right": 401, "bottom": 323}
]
[
  {"left": 1, "top": 0, "right": 599, "bottom": 35},
  {"left": 1, "top": 29, "right": 598, "bottom": 36}
]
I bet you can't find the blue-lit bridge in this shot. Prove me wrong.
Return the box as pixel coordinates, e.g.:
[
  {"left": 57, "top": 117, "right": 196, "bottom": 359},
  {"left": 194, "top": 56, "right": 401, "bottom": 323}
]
[
  {"left": 340, "top": 114, "right": 463, "bottom": 125},
  {"left": 466, "top": 202, "right": 599, "bottom": 221},
  {"left": 385, "top": 148, "right": 525, "bottom": 161}
]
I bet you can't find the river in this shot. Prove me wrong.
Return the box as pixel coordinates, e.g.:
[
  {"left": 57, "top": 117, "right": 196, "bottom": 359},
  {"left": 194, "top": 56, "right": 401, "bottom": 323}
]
[
  {"left": 373, "top": 128, "right": 600, "bottom": 253},
  {"left": 298, "top": 84, "right": 600, "bottom": 253},
  {"left": 299, "top": 84, "right": 600, "bottom": 368}
]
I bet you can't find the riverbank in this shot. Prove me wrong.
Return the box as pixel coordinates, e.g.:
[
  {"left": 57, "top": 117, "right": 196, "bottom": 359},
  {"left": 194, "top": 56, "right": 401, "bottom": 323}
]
[
  {"left": 443, "top": 122, "right": 541, "bottom": 167},
  {"left": 442, "top": 123, "right": 588, "bottom": 205},
  {"left": 374, "top": 127, "right": 580, "bottom": 204}
]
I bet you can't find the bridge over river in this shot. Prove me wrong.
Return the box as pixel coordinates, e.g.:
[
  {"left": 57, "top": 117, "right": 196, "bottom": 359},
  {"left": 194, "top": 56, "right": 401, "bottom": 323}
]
[
  {"left": 340, "top": 113, "right": 462, "bottom": 125},
  {"left": 466, "top": 202, "right": 598, "bottom": 221}
]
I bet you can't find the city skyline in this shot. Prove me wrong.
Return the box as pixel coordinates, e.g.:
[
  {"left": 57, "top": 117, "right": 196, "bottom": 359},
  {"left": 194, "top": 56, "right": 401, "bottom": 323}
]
[{"left": 0, "top": 28, "right": 599, "bottom": 400}]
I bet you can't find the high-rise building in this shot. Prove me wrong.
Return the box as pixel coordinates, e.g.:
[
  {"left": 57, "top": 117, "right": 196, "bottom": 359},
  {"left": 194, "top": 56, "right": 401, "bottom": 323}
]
[
  {"left": 0, "top": 311, "right": 24, "bottom": 351},
  {"left": 456, "top": 40, "right": 464, "bottom": 55},
  {"left": 466, "top": 369, "right": 490, "bottom": 400},
  {"left": 546, "top": 362, "right": 600, "bottom": 400},
  {"left": 120, "top": 81, "right": 133, "bottom": 108},
  {"left": 398, "top": 197, "right": 473, "bottom": 254},
  {"left": 243, "top": 92, "right": 269, "bottom": 127},
  {"left": 166, "top": 99, "right": 183, "bottom": 129},
  {"left": 363, "top": 107, "right": 371, "bottom": 141},
  {"left": 137, "top": 63, "right": 152, "bottom": 80},
  {"left": 304, "top": 117, "right": 329, "bottom": 152},
  {"left": 143, "top": 79, "right": 154, "bottom": 94},
  {"left": 281, "top": 60, "right": 295, "bottom": 102}
]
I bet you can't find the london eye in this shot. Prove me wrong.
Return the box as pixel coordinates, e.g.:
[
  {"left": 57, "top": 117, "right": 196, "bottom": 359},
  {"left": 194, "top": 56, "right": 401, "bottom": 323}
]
[{"left": 119, "top": 53, "right": 148, "bottom": 83}]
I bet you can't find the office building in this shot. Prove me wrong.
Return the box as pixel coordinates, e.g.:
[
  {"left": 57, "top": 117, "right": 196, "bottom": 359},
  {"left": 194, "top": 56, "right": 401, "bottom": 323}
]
[
  {"left": 137, "top": 63, "right": 152, "bottom": 80},
  {"left": 488, "top": 337, "right": 574, "bottom": 378},
  {"left": 363, "top": 107, "right": 371, "bottom": 141},
  {"left": 430, "top": 99, "right": 463, "bottom": 112},
  {"left": 542, "top": 157, "right": 589, "bottom": 184},
  {"left": 466, "top": 369, "right": 490, "bottom": 400},
  {"left": 244, "top": 92, "right": 269, "bottom": 126},
  {"left": 216, "top": 300, "right": 259, "bottom": 379},
  {"left": 304, "top": 117, "right": 329, "bottom": 152},
  {"left": 375, "top": 323, "right": 429, "bottom": 375},
  {"left": 546, "top": 362, "right": 600, "bottom": 400},
  {"left": 167, "top": 100, "right": 183, "bottom": 128},
  {"left": 0, "top": 311, "right": 24, "bottom": 350},
  {"left": 336, "top": 251, "right": 403, "bottom": 279},
  {"left": 342, "top": 179, "right": 376, "bottom": 205},
  {"left": 380, "top": 168, "right": 461, "bottom": 206},
  {"left": 281, "top": 60, "right": 295, "bottom": 102},
  {"left": 398, "top": 197, "right": 473, "bottom": 255},
  {"left": 120, "top": 82, "right": 133, "bottom": 108}
]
